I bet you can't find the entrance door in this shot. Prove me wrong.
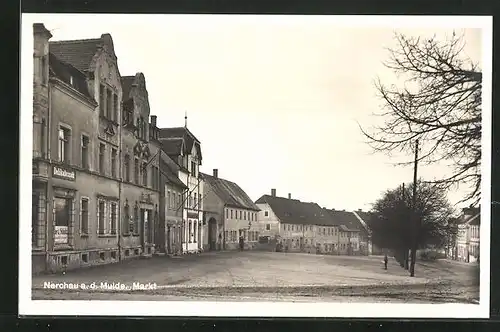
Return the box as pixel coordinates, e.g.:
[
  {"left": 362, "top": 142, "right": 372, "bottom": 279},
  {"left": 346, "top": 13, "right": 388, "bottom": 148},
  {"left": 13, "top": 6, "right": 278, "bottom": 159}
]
[{"left": 208, "top": 218, "right": 217, "bottom": 251}]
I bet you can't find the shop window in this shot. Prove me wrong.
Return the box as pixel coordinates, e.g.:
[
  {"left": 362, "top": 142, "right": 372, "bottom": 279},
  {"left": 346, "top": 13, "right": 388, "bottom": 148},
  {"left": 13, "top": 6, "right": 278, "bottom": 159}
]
[
  {"left": 99, "top": 252, "right": 105, "bottom": 261},
  {"left": 61, "top": 256, "right": 68, "bottom": 265},
  {"left": 125, "top": 249, "right": 130, "bottom": 257},
  {"left": 54, "top": 197, "right": 71, "bottom": 245},
  {"left": 82, "top": 253, "right": 88, "bottom": 263},
  {"left": 111, "top": 251, "right": 117, "bottom": 260}
]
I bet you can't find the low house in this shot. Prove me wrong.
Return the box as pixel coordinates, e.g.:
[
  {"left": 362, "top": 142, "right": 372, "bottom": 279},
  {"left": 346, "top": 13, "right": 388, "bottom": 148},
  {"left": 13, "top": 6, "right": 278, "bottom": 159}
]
[
  {"left": 325, "top": 209, "right": 362, "bottom": 255},
  {"left": 201, "top": 169, "right": 260, "bottom": 251}
]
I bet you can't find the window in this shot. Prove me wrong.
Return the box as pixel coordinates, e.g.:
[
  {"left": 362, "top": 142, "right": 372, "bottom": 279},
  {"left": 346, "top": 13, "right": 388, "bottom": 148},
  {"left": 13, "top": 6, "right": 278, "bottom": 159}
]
[
  {"left": 225, "top": 230, "right": 228, "bottom": 242},
  {"left": 81, "top": 198, "right": 89, "bottom": 234},
  {"left": 199, "top": 194, "right": 202, "bottom": 209},
  {"left": 41, "top": 56, "right": 47, "bottom": 83},
  {"left": 133, "top": 205, "right": 139, "bottom": 233},
  {"left": 81, "top": 135, "right": 89, "bottom": 169},
  {"left": 239, "top": 211, "right": 242, "bottom": 219},
  {"left": 110, "top": 202, "right": 117, "bottom": 234},
  {"left": 134, "top": 158, "right": 139, "bottom": 183},
  {"left": 194, "top": 195, "right": 197, "bottom": 209},
  {"left": 32, "top": 193, "right": 39, "bottom": 246},
  {"left": 98, "top": 200, "right": 105, "bottom": 235},
  {"left": 113, "top": 93, "right": 118, "bottom": 123},
  {"left": 188, "top": 221, "right": 192, "bottom": 243},
  {"left": 142, "top": 162, "right": 148, "bottom": 186},
  {"left": 99, "top": 84, "right": 105, "bottom": 117},
  {"left": 244, "top": 211, "right": 246, "bottom": 220},
  {"left": 99, "top": 143, "right": 105, "bottom": 174},
  {"left": 177, "top": 193, "right": 181, "bottom": 210},
  {"left": 107, "top": 89, "right": 112, "bottom": 119},
  {"left": 264, "top": 211, "right": 269, "bottom": 217},
  {"left": 231, "top": 209, "right": 233, "bottom": 219},
  {"left": 40, "top": 118, "right": 46, "bottom": 158},
  {"left": 124, "top": 155, "right": 130, "bottom": 182},
  {"left": 167, "top": 191, "right": 171, "bottom": 209},
  {"left": 111, "top": 148, "right": 117, "bottom": 178},
  {"left": 193, "top": 221, "right": 197, "bottom": 243},
  {"left": 266, "top": 224, "right": 271, "bottom": 231},
  {"left": 225, "top": 209, "right": 228, "bottom": 219},
  {"left": 54, "top": 197, "right": 71, "bottom": 244},
  {"left": 58, "top": 126, "right": 71, "bottom": 163},
  {"left": 123, "top": 203, "right": 130, "bottom": 234},
  {"left": 191, "top": 161, "right": 196, "bottom": 177}
]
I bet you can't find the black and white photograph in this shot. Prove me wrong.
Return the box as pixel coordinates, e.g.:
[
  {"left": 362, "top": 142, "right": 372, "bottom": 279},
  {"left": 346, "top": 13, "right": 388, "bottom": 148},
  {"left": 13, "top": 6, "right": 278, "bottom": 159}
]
[{"left": 20, "top": 14, "right": 491, "bottom": 318}]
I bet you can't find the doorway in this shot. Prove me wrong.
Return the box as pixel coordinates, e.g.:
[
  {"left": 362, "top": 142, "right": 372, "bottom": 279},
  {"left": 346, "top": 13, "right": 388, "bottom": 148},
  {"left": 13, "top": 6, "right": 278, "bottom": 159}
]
[{"left": 208, "top": 217, "right": 217, "bottom": 251}]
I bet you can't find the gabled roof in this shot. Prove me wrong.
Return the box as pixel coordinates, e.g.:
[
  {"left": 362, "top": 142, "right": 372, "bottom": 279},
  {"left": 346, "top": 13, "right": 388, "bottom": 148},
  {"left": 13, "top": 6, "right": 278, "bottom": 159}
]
[
  {"left": 159, "top": 152, "right": 187, "bottom": 190},
  {"left": 48, "top": 52, "right": 96, "bottom": 103},
  {"left": 49, "top": 37, "right": 102, "bottom": 73},
  {"left": 326, "top": 209, "right": 362, "bottom": 232},
  {"left": 255, "top": 195, "right": 330, "bottom": 226},
  {"left": 160, "top": 138, "right": 184, "bottom": 156},
  {"left": 159, "top": 127, "right": 202, "bottom": 161},
  {"left": 466, "top": 213, "right": 481, "bottom": 226},
  {"left": 201, "top": 173, "right": 259, "bottom": 211}
]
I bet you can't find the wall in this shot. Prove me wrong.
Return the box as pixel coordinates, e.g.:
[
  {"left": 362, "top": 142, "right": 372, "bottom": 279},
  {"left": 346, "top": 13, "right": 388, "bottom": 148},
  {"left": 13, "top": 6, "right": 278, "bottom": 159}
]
[{"left": 256, "top": 203, "right": 280, "bottom": 237}]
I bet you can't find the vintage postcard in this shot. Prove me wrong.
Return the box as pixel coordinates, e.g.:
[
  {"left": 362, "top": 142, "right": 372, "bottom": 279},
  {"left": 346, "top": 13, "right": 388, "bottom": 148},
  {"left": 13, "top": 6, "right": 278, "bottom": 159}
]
[{"left": 19, "top": 14, "right": 491, "bottom": 318}]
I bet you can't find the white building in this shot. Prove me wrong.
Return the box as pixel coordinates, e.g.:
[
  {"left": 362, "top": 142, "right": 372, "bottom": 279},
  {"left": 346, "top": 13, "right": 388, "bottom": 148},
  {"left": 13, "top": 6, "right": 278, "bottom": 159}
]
[{"left": 159, "top": 125, "right": 204, "bottom": 254}]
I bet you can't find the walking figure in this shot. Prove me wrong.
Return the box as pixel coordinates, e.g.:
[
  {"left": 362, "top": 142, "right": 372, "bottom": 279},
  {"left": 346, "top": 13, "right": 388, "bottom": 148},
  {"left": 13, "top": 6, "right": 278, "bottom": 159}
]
[{"left": 384, "top": 254, "right": 388, "bottom": 270}]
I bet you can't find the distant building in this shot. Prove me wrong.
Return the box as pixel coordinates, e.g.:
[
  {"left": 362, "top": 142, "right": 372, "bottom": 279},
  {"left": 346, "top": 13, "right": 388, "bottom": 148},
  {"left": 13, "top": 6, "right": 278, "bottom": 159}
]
[
  {"left": 352, "top": 210, "right": 373, "bottom": 255},
  {"left": 201, "top": 169, "right": 260, "bottom": 251},
  {"left": 158, "top": 126, "right": 204, "bottom": 253},
  {"left": 325, "top": 209, "right": 362, "bottom": 255},
  {"left": 454, "top": 207, "right": 481, "bottom": 263}
]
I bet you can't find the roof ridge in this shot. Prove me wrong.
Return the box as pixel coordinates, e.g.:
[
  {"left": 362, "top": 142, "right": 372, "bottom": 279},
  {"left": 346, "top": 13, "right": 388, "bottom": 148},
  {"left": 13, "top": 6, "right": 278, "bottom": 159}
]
[{"left": 50, "top": 37, "right": 102, "bottom": 44}]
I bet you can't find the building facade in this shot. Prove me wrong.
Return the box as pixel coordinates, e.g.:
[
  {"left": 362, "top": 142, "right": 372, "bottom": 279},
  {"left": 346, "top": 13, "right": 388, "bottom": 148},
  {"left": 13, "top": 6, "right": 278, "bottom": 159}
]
[
  {"left": 159, "top": 126, "right": 204, "bottom": 253},
  {"left": 32, "top": 23, "right": 162, "bottom": 273},
  {"left": 156, "top": 151, "right": 187, "bottom": 255},
  {"left": 119, "top": 73, "right": 161, "bottom": 258},
  {"left": 201, "top": 169, "right": 260, "bottom": 251},
  {"left": 454, "top": 207, "right": 480, "bottom": 263}
]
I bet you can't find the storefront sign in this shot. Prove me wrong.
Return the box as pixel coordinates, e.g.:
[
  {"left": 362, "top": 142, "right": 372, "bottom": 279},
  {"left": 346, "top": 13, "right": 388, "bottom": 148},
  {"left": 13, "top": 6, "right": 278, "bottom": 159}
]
[
  {"left": 53, "top": 166, "right": 76, "bottom": 181},
  {"left": 54, "top": 226, "right": 69, "bottom": 244}
]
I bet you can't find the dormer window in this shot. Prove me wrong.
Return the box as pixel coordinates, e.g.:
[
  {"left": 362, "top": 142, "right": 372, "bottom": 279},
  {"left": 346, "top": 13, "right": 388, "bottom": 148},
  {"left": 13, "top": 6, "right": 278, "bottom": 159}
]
[{"left": 191, "top": 161, "right": 196, "bottom": 177}]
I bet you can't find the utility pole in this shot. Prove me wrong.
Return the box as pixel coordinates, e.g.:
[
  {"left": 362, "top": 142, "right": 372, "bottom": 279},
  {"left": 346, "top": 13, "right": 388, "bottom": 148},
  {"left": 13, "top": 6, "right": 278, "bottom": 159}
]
[{"left": 409, "top": 139, "right": 419, "bottom": 277}]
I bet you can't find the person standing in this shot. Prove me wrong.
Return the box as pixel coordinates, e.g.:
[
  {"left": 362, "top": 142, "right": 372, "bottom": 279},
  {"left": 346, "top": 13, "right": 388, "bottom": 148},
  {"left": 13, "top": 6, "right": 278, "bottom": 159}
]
[
  {"left": 239, "top": 234, "right": 244, "bottom": 251},
  {"left": 384, "top": 254, "right": 388, "bottom": 270}
]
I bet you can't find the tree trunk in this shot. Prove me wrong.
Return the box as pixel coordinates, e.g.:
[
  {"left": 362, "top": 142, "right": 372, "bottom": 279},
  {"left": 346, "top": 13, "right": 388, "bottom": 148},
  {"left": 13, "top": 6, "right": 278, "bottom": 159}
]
[
  {"left": 409, "top": 246, "right": 416, "bottom": 276},
  {"left": 404, "top": 248, "right": 409, "bottom": 270}
]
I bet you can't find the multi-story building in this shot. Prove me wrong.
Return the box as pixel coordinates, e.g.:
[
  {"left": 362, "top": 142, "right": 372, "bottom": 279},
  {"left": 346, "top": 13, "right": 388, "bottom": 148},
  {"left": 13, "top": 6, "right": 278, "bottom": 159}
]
[
  {"left": 255, "top": 189, "right": 337, "bottom": 253},
  {"left": 156, "top": 151, "right": 187, "bottom": 255},
  {"left": 201, "top": 169, "right": 260, "bottom": 251},
  {"left": 33, "top": 24, "right": 124, "bottom": 273},
  {"left": 32, "top": 23, "right": 161, "bottom": 273},
  {"left": 120, "top": 74, "right": 161, "bottom": 258},
  {"left": 352, "top": 210, "right": 373, "bottom": 255},
  {"left": 454, "top": 207, "right": 481, "bottom": 263},
  {"left": 158, "top": 126, "right": 203, "bottom": 253}
]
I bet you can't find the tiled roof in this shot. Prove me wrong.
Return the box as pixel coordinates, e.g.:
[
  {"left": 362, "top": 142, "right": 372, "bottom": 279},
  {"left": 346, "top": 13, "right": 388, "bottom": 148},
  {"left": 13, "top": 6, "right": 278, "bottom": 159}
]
[
  {"left": 159, "top": 152, "right": 187, "bottom": 189},
  {"left": 159, "top": 127, "right": 202, "bottom": 161},
  {"left": 49, "top": 38, "right": 102, "bottom": 73},
  {"left": 326, "top": 209, "right": 362, "bottom": 232},
  {"left": 201, "top": 173, "right": 259, "bottom": 211},
  {"left": 121, "top": 75, "right": 135, "bottom": 101},
  {"left": 255, "top": 195, "right": 331, "bottom": 226},
  {"left": 160, "top": 138, "right": 184, "bottom": 156},
  {"left": 48, "top": 52, "right": 95, "bottom": 102}
]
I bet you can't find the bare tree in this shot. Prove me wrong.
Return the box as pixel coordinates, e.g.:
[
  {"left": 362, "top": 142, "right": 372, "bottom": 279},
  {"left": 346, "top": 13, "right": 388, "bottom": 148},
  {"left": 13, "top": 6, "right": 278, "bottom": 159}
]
[{"left": 360, "top": 32, "right": 482, "bottom": 206}]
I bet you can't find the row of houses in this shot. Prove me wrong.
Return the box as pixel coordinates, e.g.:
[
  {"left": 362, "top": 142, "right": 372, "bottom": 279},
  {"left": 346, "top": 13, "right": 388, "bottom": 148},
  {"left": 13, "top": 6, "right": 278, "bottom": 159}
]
[
  {"left": 448, "top": 207, "right": 481, "bottom": 263},
  {"left": 31, "top": 23, "right": 373, "bottom": 274}
]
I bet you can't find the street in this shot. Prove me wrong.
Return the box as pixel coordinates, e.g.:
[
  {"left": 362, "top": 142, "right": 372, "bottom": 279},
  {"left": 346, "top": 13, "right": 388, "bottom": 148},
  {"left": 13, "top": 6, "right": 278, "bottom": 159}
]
[{"left": 32, "top": 251, "right": 479, "bottom": 303}]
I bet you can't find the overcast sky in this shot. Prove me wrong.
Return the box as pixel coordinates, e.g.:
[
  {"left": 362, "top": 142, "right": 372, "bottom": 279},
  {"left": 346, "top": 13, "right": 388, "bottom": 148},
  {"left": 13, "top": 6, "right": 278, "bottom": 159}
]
[{"left": 24, "top": 14, "right": 486, "bottom": 212}]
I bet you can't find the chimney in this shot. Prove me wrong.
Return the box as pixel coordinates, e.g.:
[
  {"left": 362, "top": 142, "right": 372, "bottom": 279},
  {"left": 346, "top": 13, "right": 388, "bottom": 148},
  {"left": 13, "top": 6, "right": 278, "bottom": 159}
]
[
  {"left": 213, "top": 169, "right": 218, "bottom": 178},
  {"left": 271, "top": 189, "right": 276, "bottom": 197},
  {"left": 288, "top": 193, "right": 291, "bottom": 199},
  {"left": 150, "top": 115, "right": 157, "bottom": 127}
]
